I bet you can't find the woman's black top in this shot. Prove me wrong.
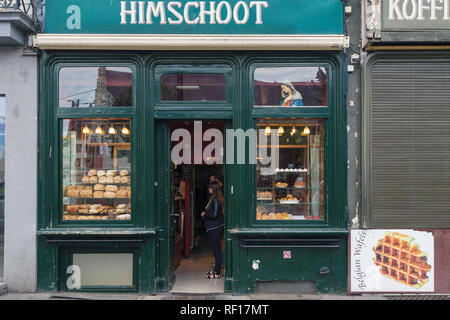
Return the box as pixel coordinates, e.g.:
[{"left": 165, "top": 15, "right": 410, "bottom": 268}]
[{"left": 204, "top": 197, "right": 224, "bottom": 232}]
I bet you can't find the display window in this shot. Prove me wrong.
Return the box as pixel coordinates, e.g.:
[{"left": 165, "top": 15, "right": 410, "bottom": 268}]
[
  {"left": 253, "top": 66, "right": 328, "bottom": 107},
  {"left": 62, "top": 119, "right": 132, "bottom": 221},
  {"left": 160, "top": 73, "right": 227, "bottom": 102},
  {"left": 59, "top": 66, "right": 133, "bottom": 108},
  {"left": 256, "top": 119, "right": 325, "bottom": 221}
]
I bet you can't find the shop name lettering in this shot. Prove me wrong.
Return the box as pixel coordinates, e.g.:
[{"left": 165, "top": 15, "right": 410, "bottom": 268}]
[
  {"left": 353, "top": 230, "right": 367, "bottom": 290},
  {"left": 120, "top": 1, "right": 269, "bottom": 25},
  {"left": 388, "top": 0, "right": 450, "bottom": 21}
]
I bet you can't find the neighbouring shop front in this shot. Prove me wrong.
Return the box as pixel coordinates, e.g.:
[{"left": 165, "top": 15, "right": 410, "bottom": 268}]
[
  {"left": 350, "top": 0, "right": 450, "bottom": 294},
  {"left": 35, "top": 0, "right": 349, "bottom": 294}
]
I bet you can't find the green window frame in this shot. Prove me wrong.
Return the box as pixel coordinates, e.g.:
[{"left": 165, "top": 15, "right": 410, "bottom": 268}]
[
  {"left": 154, "top": 64, "right": 234, "bottom": 109},
  {"left": 39, "top": 54, "right": 142, "bottom": 229},
  {"left": 244, "top": 55, "right": 346, "bottom": 229}
]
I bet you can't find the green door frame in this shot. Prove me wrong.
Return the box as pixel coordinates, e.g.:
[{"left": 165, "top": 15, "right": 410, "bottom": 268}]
[{"left": 155, "top": 118, "right": 232, "bottom": 292}]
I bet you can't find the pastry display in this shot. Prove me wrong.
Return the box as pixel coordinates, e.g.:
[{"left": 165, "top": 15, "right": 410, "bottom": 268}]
[
  {"left": 275, "top": 182, "right": 288, "bottom": 188},
  {"left": 257, "top": 191, "right": 273, "bottom": 200}
]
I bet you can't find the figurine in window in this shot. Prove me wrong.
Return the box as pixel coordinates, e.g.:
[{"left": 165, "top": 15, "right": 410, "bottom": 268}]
[{"left": 280, "top": 81, "right": 303, "bottom": 107}]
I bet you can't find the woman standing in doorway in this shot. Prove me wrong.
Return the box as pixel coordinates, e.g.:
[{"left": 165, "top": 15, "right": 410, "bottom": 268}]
[{"left": 201, "top": 181, "right": 224, "bottom": 279}]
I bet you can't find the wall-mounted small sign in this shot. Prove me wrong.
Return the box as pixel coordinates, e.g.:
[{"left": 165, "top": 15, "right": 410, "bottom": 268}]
[
  {"left": 283, "top": 251, "right": 292, "bottom": 259},
  {"left": 350, "top": 229, "right": 434, "bottom": 293}
]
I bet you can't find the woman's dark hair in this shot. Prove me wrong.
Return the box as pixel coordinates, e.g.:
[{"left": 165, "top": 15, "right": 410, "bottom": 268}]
[{"left": 207, "top": 181, "right": 224, "bottom": 212}]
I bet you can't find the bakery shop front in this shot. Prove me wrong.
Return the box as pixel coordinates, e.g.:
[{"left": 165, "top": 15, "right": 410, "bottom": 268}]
[{"left": 34, "top": 0, "right": 349, "bottom": 294}]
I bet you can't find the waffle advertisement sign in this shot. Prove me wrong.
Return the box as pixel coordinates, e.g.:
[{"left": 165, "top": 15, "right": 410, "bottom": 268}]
[{"left": 350, "top": 230, "right": 434, "bottom": 293}]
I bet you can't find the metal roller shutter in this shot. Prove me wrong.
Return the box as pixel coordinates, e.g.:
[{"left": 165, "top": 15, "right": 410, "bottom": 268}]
[{"left": 368, "top": 55, "right": 450, "bottom": 228}]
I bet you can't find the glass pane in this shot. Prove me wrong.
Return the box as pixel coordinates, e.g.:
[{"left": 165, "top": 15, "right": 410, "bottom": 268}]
[
  {"left": 72, "top": 253, "right": 133, "bottom": 287},
  {"left": 256, "top": 119, "right": 325, "bottom": 221},
  {"left": 160, "top": 73, "right": 227, "bottom": 101},
  {"left": 62, "top": 119, "right": 132, "bottom": 221},
  {"left": 254, "top": 67, "right": 328, "bottom": 107},
  {"left": 59, "top": 67, "right": 133, "bottom": 107},
  {"left": 0, "top": 95, "right": 4, "bottom": 281}
]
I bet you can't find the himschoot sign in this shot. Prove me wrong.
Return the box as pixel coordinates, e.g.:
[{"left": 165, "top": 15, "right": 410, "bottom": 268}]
[{"left": 44, "top": 0, "right": 344, "bottom": 35}]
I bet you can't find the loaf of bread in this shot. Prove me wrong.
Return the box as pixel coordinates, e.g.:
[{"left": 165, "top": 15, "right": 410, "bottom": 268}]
[
  {"left": 76, "top": 185, "right": 86, "bottom": 190},
  {"left": 66, "top": 205, "right": 80, "bottom": 213},
  {"left": 88, "top": 169, "right": 97, "bottom": 177},
  {"left": 80, "top": 190, "right": 93, "bottom": 198},
  {"left": 116, "top": 208, "right": 127, "bottom": 214},
  {"left": 94, "top": 184, "right": 105, "bottom": 191},
  {"left": 116, "top": 204, "right": 127, "bottom": 209},
  {"left": 105, "top": 177, "right": 114, "bottom": 184},
  {"left": 106, "top": 170, "right": 117, "bottom": 177},
  {"left": 114, "top": 176, "right": 122, "bottom": 184},
  {"left": 89, "top": 176, "right": 98, "bottom": 184},
  {"left": 90, "top": 204, "right": 102, "bottom": 210},
  {"left": 121, "top": 176, "right": 130, "bottom": 184},
  {"left": 98, "top": 176, "right": 107, "bottom": 184},
  {"left": 78, "top": 209, "right": 89, "bottom": 214},
  {"left": 93, "top": 191, "right": 104, "bottom": 198},
  {"left": 67, "top": 190, "right": 80, "bottom": 197},
  {"left": 82, "top": 176, "right": 90, "bottom": 184},
  {"left": 97, "top": 170, "right": 106, "bottom": 177},
  {"left": 104, "top": 191, "right": 116, "bottom": 198},
  {"left": 117, "top": 190, "right": 128, "bottom": 198},
  {"left": 119, "top": 170, "right": 129, "bottom": 176},
  {"left": 116, "top": 214, "right": 131, "bottom": 220},
  {"left": 105, "top": 185, "right": 118, "bottom": 193}
]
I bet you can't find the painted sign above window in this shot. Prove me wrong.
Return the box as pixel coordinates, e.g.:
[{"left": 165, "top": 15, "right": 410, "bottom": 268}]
[
  {"left": 45, "top": 0, "right": 344, "bottom": 35},
  {"left": 365, "top": 0, "right": 450, "bottom": 41}
]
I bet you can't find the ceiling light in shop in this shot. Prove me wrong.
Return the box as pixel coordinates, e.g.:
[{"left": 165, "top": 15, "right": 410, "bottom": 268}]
[
  {"left": 277, "top": 126, "right": 284, "bottom": 136},
  {"left": 264, "top": 126, "right": 271, "bottom": 136},
  {"left": 303, "top": 125, "right": 310, "bottom": 135},
  {"left": 122, "top": 126, "right": 130, "bottom": 135},
  {"left": 109, "top": 126, "right": 117, "bottom": 134},
  {"left": 82, "top": 126, "right": 90, "bottom": 134},
  {"left": 95, "top": 125, "right": 103, "bottom": 134}
]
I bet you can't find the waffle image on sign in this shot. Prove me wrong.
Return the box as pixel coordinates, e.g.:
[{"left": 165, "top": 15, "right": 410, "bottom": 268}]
[{"left": 372, "top": 232, "right": 432, "bottom": 288}]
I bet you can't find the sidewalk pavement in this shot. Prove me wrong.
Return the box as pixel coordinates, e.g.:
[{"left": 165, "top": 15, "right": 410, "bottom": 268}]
[{"left": 0, "top": 292, "right": 388, "bottom": 300}]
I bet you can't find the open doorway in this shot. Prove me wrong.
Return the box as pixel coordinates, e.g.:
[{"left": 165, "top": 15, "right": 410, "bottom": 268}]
[{"left": 169, "top": 121, "right": 225, "bottom": 293}]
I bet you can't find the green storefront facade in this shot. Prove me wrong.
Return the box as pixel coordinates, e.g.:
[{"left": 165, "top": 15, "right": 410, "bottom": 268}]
[{"left": 36, "top": 1, "right": 349, "bottom": 295}]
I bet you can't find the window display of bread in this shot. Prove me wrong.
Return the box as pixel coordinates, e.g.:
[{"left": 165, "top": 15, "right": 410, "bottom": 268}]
[
  {"left": 80, "top": 190, "right": 93, "bottom": 198},
  {"left": 105, "top": 185, "right": 118, "bottom": 193},
  {"left": 104, "top": 191, "right": 116, "bottom": 198},
  {"left": 89, "top": 176, "right": 98, "bottom": 184},
  {"left": 96, "top": 170, "right": 106, "bottom": 177},
  {"left": 88, "top": 169, "right": 97, "bottom": 176},
  {"left": 93, "top": 191, "right": 104, "bottom": 198},
  {"left": 119, "top": 170, "right": 129, "bottom": 176},
  {"left": 106, "top": 170, "right": 117, "bottom": 177},
  {"left": 94, "top": 184, "right": 105, "bottom": 191}
]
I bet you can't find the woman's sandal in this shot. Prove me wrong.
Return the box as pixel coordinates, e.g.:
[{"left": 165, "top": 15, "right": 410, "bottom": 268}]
[{"left": 206, "top": 271, "right": 221, "bottom": 279}]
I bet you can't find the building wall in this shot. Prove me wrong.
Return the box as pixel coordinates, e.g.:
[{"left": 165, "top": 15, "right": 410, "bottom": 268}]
[
  {"left": 347, "top": 0, "right": 362, "bottom": 229},
  {"left": 0, "top": 47, "right": 38, "bottom": 292}
]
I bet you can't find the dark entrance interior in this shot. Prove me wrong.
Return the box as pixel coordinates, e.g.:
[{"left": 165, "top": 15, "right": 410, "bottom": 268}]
[{"left": 169, "top": 121, "right": 225, "bottom": 293}]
